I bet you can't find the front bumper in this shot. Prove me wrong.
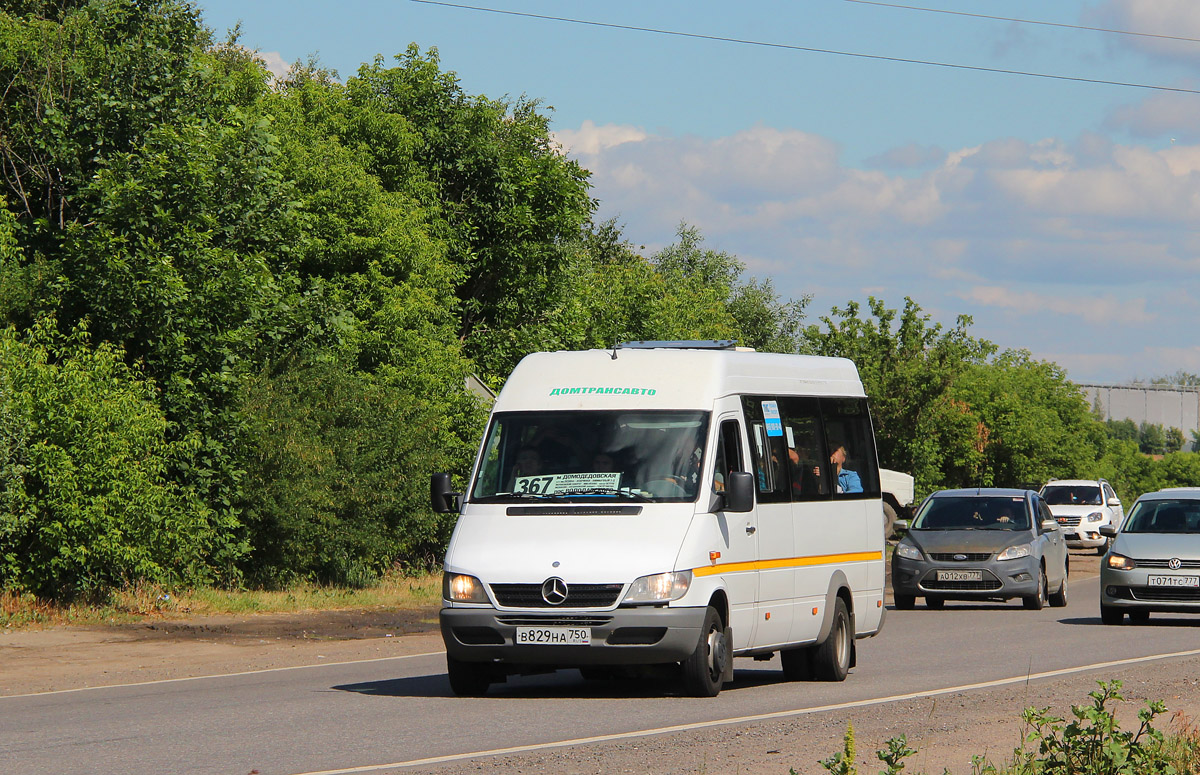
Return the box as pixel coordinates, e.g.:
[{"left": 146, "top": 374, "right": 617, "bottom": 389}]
[
  {"left": 440, "top": 605, "right": 708, "bottom": 666},
  {"left": 1101, "top": 568, "right": 1200, "bottom": 614},
  {"left": 1062, "top": 526, "right": 1107, "bottom": 548},
  {"left": 892, "top": 555, "right": 1041, "bottom": 600}
]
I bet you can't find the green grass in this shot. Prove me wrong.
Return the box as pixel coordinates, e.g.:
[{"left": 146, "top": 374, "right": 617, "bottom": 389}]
[{"left": 1, "top": 571, "right": 442, "bottom": 630}]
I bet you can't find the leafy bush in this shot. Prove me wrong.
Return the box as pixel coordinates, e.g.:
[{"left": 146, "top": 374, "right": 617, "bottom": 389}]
[
  {"left": 236, "top": 358, "right": 482, "bottom": 587},
  {"left": 818, "top": 680, "right": 1188, "bottom": 775},
  {"left": 0, "top": 319, "right": 237, "bottom": 598}
]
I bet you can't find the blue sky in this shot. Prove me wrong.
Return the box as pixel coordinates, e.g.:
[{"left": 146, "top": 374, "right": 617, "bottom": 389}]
[{"left": 196, "top": 0, "right": 1200, "bottom": 384}]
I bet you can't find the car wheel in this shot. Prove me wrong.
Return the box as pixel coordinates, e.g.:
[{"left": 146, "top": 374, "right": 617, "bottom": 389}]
[
  {"left": 1096, "top": 538, "right": 1109, "bottom": 556},
  {"left": 1100, "top": 604, "right": 1124, "bottom": 625},
  {"left": 681, "top": 606, "right": 726, "bottom": 697},
  {"left": 1022, "top": 567, "right": 1047, "bottom": 610},
  {"left": 446, "top": 656, "right": 493, "bottom": 696},
  {"left": 894, "top": 594, "right": 916, "bottom": 610},
  {"left": 1129, "top": 609, "right": 1150, "bottom": 623},
  {"left": 780, "top": 645, "right": 813, "bottom": 681},
  {"left": 812, "top": 597, "right": 851, "bottom": 682},
  {"left": 1049, "top": 567, "right": 1068, "bottom": 608},
  {"left": 924, "top": 596, "right": 944, "bottom": 610}
]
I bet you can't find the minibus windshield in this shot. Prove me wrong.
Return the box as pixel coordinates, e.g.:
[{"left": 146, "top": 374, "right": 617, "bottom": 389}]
[{"left": 471, "top": 410, "right": 710, "bottom": 503}]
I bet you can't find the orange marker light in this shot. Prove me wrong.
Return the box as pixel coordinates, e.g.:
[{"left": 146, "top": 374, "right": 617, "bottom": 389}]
[
  {"left": 709, "top": 551, "right": 721, "bottom": 565},
  {"left": 765, "top": 612, "right": 771, "bottom": 620},
  {"left": 812, "top": 607, "right": 819, "bottom": 616}
]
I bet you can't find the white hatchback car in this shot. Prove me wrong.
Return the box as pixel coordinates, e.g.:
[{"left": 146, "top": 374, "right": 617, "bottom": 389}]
[{"left": 1039, "top": 479, "right": 1124, "bottom": 555}]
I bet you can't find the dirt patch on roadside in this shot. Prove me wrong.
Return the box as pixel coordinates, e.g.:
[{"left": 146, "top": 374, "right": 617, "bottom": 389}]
[{"left": 0, "top": 605, "right": 443, "bottom": 696}]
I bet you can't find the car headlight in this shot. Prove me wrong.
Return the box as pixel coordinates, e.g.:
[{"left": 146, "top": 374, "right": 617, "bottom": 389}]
[
  {"left": 894, "top": 542, "right": 923, "bottom": 561},
  {"left": 1085, "top": 511, "right": 1104, "bottom": 523},
  {"left": 623, "top": 571, "right": 691, "bottom": 604},
  {"left": 1107, "top": 553, "right": 1136, "bottom": 571},
  {"left": 443, "top": 572, "right": 488, "bottom": 603},
  {"left": 997, "top": 544, "right": 1032, "bottom": 561}
]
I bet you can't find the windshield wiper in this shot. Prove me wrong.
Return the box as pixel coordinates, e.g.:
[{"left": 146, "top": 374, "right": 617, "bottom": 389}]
[
  {"left": 491, "top": 491, "right": 568, "bottom": 500},
  {"left": 557, "top": 487, "right": 653, "bottom": 502}
]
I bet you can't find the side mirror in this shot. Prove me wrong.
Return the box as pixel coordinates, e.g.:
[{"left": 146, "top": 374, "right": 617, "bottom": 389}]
[
  {"left": 431, "top": 473, "right": 461, "bottom": 514},
  {"left": 1107, "top": 497, "right": 1121, "bottom": 507},
  {"left": 1041, "top": 519, "right": 1059, "bottom": 532},
  {"left": 1099, "top": 524, "right": 1118, "bottom": 538},
  {"left": 894, "top": 519, "right": 910, "bottom": 533},
  {"left": 721, "top": 472, "right": 754, "bottom": 513}
]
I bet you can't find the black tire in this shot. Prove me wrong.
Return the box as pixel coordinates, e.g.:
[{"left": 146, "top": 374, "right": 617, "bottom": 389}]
[
  {"left": 894, "top": 594, "right": 916, "bottom": 610},
  {"left": 1129, "top": 609, "right": 1150, "bottom": 623},
  {"left": 446, "top": 656, "right": 492, "bottom": 697},
  {"left": 883, "top": 501, "right": 898, "bottom": 541},
  {"left": 681, "top": 606, "right": 727, "bottom": 697},
  {"left": 924, "top": 596, "right": 944, "bottom": 610},
  {"left": 1100, "top": 604, "right": 1124, "bottom": 625},
  {"left": 812, "top": 597, "right": 851, "bottom": 682},
  {"left": 1023, "top": 567, "right": 1047, "bottom": 610},
  {"left": 1048, "top": 567, "right": 1068, "bottom": 608},
  {"left": 780, "top": 645, "right": 813, "bottom": 681},
  {"left": 1096, "top": 539, "right": 1109, "bottom": 556}
]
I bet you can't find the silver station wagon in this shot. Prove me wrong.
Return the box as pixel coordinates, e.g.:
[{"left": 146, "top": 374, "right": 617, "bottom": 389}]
[
  {"left": 1100, "top": 487, "right": 1200, "bottom": 624},
  {"left": 891, "top": 488, "right": 1069, "bottom": 610}
]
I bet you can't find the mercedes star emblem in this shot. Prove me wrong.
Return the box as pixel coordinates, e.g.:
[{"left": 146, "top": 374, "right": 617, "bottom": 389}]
[{"left": 541, "top": 577, "right": 569, "bottom": 605}]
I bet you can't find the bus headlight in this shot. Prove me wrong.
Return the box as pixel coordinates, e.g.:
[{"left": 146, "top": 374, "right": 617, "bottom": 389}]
[
  {"left": 443, "top": 573, "right": 488, "bottom": 603},
  {"left": 623, "top": 571, "right": 692, "bottom": 604}
]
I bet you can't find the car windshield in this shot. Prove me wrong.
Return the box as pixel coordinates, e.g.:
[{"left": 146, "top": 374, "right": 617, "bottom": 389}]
[
  {"left": 470, "top": 410, "right": 710, "bottom": 503},
  {"left": 1122, "top": 499, "right": 1200, "bottom": 534},
  {"left": 911, "top": 496, "right": 1030, "bottom": 530},
  {"left": 1041, "top": 485, "right": 1102, "bottom": 506}
]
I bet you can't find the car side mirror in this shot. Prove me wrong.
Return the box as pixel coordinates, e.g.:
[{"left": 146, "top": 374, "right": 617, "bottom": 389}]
[
  {"left": 1041, "top": 519, "right": 1059, "bottom": 532},
  {"left": 1107, "top": 497, "right": 1121, "bottom": 507},
  {"left": 1099, "top": 524, "right": 1118, "bottom": 537},
  {"left": 431, "top": 472, "right": 461, "bottom": 514},
  {"left": 721, "top": 471, "right": 754, "bottom": 513},
  {"left": 894, "top": 519, "right": 910, "bottom": 533}
]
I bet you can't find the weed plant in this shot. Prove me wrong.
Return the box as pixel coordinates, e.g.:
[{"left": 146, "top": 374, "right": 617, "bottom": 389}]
[{"left": 809, "top": 681, "right": 1198, "bottom": 775}]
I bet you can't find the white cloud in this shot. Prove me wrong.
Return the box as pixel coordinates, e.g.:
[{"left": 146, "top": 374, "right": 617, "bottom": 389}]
[
  {"left": 1085, "top": 1, "right": 1200, "bottom": 64},
  {"left": 256, "top": 51, "right": 291, "bottom": 81},
  {"left": 956, "top": 286, "right": 1154, "bottom": 326},
  {"left": 552, "top": 120, "right": 647, "bottom": 156},
  {"left": 560, "top": 119, "right": 1200, "bottom": 382},
  {"left": 1105, "top": 85, "right": 1200, "bottom": 141}
]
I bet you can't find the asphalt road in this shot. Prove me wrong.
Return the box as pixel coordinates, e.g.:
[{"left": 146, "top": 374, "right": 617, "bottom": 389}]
[{"left": 4, "top": 568, "right": 1200, "bottom": 775}]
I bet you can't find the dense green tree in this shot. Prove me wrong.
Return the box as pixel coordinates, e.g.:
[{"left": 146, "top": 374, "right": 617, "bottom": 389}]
[
  {"left": 1139, "top": 422, "right": 1167, "bottom": 456},
  {"left": 951, "top": 351, "right": 1101, "bottom": 489},
  {"left": 801, "top": 297, "right": 995, "bottom": 493},
  {"left": 1105, "top": 418, "right": 1139, "bottom": 443},
  {"left": 0, "top": 319, "right": 233, "bottom": 597},
  {"left": 342, "top": 46, "right": 595, "bottom": 381}
]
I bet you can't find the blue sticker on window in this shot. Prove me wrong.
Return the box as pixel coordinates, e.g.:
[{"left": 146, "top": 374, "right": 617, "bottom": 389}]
[{"left": 762, "top": 400, "right": 783, "bottom": 437}]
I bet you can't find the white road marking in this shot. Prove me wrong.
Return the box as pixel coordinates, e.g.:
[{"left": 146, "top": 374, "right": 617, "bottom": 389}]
[
  {"left": 291, "top": 647, "right": 1200, "bottom": 774},
  {"left": 0, "top": 651, "right": 446, "bottom": 699}
]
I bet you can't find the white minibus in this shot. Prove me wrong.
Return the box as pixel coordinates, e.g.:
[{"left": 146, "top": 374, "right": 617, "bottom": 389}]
[{"left": 431, "top": 340, "right": 886, "bottom": 696}]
